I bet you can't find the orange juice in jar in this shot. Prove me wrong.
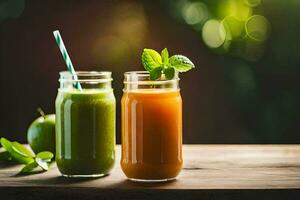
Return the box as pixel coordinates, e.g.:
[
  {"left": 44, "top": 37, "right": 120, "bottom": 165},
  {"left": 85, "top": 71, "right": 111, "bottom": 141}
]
[{"left": 121, "top": 71, "right": 182, "bottom": 182}]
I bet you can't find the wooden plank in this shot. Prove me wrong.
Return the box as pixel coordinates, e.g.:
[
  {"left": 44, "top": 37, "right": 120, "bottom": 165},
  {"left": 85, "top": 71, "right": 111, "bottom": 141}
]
[{"left": 1, "top": 145, "right": 300, "bottom": 199}]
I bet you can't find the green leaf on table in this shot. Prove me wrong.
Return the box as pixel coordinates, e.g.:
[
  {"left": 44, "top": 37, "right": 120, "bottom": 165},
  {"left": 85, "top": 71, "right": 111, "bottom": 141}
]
[
  {"left": 34, "top": 151, "right": 53, "bottom": 171},
  {"left": 150, "top": 66, "right": 163, "bottom": 80},
  {"left": 10, "top": 143, "right": 34, "bottom": 165},
  {"left": 164, "top": 67, "right": 175, "bottom": 80},
  {"left": 0, "top": 138, "right": 34, "bottom": 164},
  {"left": 12, "top": 141, "right": 34, "bottom": 158},
  {"left": 169, "top": 55, "right": 195, "bottom": 72},
  {"left": 20, "top": 161, "right": 38, "bottom": 174},
  {"left": 10, "top": 153, "right": 34, "bottom": 165},
  {"left": 161, "top": 48, "right": 169, "bottom": 64},
  {"left": 0, "top": 137, "right": 53, "bottom": 174},
  {"left": 19, "top": 151, "right": 53, "bottom": 174},
  {"left": 36, "top": 151, "right": 53, "bottom": 161},
  {"left": 0, "top": 151, "right": 13, "bottom": 161},
  {"left": 0, "top": 137, "right": 13, "bottom": 151},
  {"left": 142, "top": 49, "right": 162, "bottom": 71},
  {"left": 35, "top": 157, "right": 49, "bottom": 170}
]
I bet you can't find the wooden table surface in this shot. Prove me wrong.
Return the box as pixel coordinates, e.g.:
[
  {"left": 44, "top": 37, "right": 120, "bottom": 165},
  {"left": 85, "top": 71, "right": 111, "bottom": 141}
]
[{"left": 1, "top": 145, "right": 300, "bottom": 200}]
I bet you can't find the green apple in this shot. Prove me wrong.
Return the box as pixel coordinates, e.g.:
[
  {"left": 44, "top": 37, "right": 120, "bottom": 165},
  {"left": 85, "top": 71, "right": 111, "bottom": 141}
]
[{"left": 27, "top": 114, "right": 56, "bottom": 155}]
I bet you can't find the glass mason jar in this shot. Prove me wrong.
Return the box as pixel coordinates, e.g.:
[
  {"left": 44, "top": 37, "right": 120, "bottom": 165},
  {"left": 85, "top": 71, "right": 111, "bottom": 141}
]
[
  {"left": 121, "top": 71, "right": 183, "bottom": 182},
  {"left": 55, "top": 71, "right": 116, "bottom": 178}
]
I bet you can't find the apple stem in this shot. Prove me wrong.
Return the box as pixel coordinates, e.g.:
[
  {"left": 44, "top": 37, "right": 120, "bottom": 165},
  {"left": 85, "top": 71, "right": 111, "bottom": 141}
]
[{"left": 37, "top": 107, "right": 46, "bottom": 119}]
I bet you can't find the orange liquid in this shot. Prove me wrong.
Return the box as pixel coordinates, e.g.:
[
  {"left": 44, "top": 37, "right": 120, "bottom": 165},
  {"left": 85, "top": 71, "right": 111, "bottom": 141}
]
[{"left": 121, "top": 89, "right": 182, "bottom": 180}]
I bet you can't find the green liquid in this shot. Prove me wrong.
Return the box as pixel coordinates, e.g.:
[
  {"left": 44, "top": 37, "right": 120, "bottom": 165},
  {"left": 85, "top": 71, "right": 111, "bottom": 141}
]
[{"left": 55, "top": 89, "right": 116, "bottom": 176}]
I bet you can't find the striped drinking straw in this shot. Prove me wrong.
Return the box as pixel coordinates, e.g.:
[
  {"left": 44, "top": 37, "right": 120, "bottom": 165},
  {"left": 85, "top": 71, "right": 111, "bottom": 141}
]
[{"left": 53, "top": 30, "right": 82, "bottom": 90}]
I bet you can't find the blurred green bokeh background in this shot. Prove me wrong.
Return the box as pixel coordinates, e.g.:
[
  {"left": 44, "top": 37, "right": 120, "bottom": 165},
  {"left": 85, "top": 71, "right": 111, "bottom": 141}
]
[{"left": 0, "top": 0, "right": 299, "bottom": 143}]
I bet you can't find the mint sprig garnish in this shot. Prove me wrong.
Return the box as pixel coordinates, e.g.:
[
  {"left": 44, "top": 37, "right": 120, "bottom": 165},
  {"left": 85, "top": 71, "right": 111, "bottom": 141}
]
[
  {"left": 142, "top": 49, "right": 162, "bottom": 71},
  {"left": 150, "top": 66, "right": 163, "bottom": 80},
  {"left": 142, "top": 48, "right": 195, "bottom": 80},
  {"left": 161, "top": 48, "right": 169, "bottom": 64},
  {"left": 0, "top": 137, "right": 54, "bottom": 174},
  {"left": 164, "top": 67, "right": 175, "bottom": 80},
  {"left": 169, "top": 55, "right": 195, "bottom": 72}
]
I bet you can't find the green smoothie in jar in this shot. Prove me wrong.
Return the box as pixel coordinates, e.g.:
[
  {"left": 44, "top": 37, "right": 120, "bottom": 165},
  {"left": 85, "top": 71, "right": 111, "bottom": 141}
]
[{"left": 55, "top": 71, "right": 115, "bottom": 177}]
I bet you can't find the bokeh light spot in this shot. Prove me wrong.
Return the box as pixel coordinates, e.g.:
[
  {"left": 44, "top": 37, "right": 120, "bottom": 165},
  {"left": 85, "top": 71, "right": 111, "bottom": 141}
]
[
  {"left": 202, "top": 19, "right": 226, "bottom": 48},
  {"left": 182, "top": 2, "right": 209, "bottom": 25},
  {"left": 244, "top": 0, "right": 261, "bottom": 7},
  {"left": 246, "top": 15, "right": 270, "bottom": 41},
  {"left": 221, "top": 16, "right": 245, "bottom": 40},
  {"left": 218, "top": 0, "right": 252, "bottom": 20},
  {"left": 92, "top": 2, "right": 148, "bottom": 68}
]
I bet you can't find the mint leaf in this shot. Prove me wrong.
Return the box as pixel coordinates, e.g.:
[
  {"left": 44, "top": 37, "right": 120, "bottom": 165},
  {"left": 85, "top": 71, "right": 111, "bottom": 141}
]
[
  {"left": 0, "top": 151, "right": 13, "bottom": 162},
  {"left": 150, "top": 66, "right": 163, "bottom": 80},
  {"left": 164, "top": 67, "right": 175, "bottom": 80},
  {"left": 161, "top": 48, "right": 169, "bottom": 64},
  {"left": 169, "top": 55, "right": 195, "bottom": 72},
  {"left": 10, "top": 142, "right": 34, "bottom": 164},
  {"left": 20, "top": 161, "right": 38, "bottom": 174},
  {"left": 1, "top": 137, "right": 53, "bottom": 174},
  {"left": 35, "top": 157, "right": 49, "bottom": 170},
  {"left": 142, "top": 49, "right": 162, "bottom": 71},
  {"left": 141, "top": 48, "right": 195, "bottom": 79},
  {"left": 1, "top": 137, "right": 34, "bottom": 164},
  {"left": 0, "top": 137, "right": 13, "bottom": 152},
  {"left": 12, "top": 141, "right": 34, "bottom": 158},
  {"left": 35, "top": 151, "right": 53, "bottom": 171},
  {"left": 36, "top": 151, "right": 53, "bottom": 161}
]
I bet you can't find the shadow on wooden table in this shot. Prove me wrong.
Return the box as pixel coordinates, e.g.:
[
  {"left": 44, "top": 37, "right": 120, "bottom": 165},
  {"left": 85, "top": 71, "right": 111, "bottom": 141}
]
[
  {"left": 0, "top": 162, "right": 20, "bottom": 170},
  {"left": 19, "top": 173, "right": 178, "bottom": 189},
  {"left": 120, "top": 179, "right": 178, "bottom": 188},
  {"left": 21, "top": 175, "right": 110, "bottom": 185}
]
